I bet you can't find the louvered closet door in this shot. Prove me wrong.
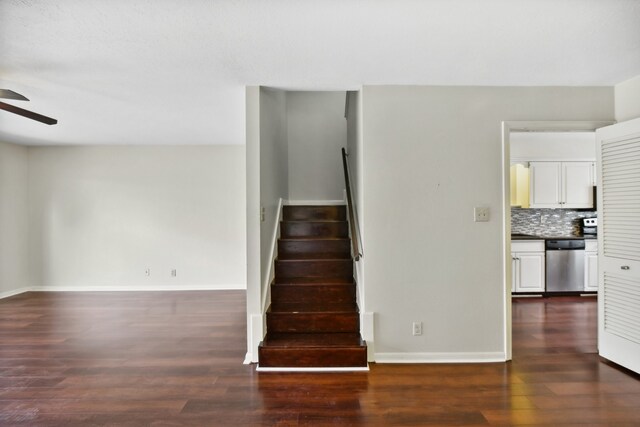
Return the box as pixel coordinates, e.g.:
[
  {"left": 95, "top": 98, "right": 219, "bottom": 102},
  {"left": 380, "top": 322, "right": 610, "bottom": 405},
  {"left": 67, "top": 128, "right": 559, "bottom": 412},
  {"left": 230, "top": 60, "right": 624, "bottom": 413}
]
[{"left": 596, "top": 117, "right": 640, "bottom": 375}]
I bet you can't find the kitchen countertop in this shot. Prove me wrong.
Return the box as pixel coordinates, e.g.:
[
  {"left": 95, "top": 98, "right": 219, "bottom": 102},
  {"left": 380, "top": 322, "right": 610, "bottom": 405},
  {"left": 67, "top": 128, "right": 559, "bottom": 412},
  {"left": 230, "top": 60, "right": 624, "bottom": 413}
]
[{"left": 511, "top": 234, "right": 597, "bottom": 241}]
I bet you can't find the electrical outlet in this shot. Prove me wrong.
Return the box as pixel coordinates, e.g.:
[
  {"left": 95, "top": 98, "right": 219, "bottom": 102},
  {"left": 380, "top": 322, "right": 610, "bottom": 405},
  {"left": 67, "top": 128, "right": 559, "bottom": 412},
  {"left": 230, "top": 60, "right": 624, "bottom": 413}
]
[
  {"left": 145, "top": 268, "right": 150, "bottom": 276},
  {"left": 171, "top": 269, "right": 177, "bottom": 277},
  {"left": 474, "top": 207, "right": 490, "bottom": 222},
  {"left": 412, "top": 321, "right": 422, "bottom": 336}
]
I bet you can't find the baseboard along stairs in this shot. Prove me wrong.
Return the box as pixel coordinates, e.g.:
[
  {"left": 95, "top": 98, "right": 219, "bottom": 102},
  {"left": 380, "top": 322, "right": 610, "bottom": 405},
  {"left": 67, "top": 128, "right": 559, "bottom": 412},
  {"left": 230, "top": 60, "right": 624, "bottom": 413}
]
[{"left": 258, "top": 205, "right": 368, "bottom": 371}]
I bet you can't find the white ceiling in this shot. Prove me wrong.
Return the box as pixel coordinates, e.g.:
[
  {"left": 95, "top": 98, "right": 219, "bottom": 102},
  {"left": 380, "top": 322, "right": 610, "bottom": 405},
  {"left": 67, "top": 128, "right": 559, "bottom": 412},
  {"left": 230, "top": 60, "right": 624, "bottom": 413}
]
[{"left": 1, "top": 0, "right": 639, "bottom": 146}]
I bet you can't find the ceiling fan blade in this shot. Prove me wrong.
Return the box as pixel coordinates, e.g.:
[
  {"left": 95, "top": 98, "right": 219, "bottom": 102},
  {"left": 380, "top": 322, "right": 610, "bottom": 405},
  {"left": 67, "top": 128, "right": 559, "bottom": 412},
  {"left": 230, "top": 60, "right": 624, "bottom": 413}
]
[
  {"left": 0, "top": 89, "right": 30, "bottom": 101},
  {"left": 0, "top": 101, "right": 58, "bottom": 125}
]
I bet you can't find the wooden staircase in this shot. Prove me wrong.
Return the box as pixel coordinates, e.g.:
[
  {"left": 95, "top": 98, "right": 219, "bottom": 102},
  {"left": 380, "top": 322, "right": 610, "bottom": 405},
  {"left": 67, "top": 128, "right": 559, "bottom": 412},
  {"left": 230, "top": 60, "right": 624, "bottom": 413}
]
[{"left": 258, "top": 205, "right": 367, "bottom": 369}]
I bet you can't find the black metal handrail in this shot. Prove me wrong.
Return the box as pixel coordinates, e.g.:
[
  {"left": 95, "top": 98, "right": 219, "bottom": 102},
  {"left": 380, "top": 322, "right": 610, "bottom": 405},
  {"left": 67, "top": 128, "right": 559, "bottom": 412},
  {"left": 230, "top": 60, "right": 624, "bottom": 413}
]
[{"left": 341, "top": 148, "right": 363, "bottom": 261}]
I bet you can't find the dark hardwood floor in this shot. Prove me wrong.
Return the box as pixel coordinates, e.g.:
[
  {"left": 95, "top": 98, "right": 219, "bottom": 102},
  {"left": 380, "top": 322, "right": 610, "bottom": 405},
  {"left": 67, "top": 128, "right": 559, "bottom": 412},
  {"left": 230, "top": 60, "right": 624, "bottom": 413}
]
[{"left": 1, "top": 292, "right": 639, "bottom": 426}]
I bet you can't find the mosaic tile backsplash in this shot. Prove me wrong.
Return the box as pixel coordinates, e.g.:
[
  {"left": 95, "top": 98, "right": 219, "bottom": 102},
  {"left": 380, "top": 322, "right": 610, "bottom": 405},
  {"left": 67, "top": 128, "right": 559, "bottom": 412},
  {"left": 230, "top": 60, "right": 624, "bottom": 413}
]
[{"left": 511, "top": 208, "right": 597, "bottom": 237}]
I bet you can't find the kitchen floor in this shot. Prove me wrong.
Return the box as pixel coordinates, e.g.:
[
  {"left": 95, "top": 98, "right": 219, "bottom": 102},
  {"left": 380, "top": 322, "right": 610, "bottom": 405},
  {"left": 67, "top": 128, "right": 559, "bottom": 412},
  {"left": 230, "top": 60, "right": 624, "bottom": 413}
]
[{"left": 512, "top": 295, "right": 597, "bottom": 356}]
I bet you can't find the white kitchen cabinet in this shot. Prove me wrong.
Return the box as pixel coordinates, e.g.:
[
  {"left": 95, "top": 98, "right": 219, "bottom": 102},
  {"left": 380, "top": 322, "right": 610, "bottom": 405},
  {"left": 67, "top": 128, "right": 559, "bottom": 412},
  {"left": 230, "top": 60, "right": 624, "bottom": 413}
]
[
  {"left": 529, "top": 161, "right": 595, "bottom": 209},
  {"left": 510, "top": 163, "right": 530, "bottom": 208},
  {"left": 584, "top": 240, "right": 598, "bottom": 292},
  {"left": 512, "top": 240, "right": 545, "bottom": 293}
]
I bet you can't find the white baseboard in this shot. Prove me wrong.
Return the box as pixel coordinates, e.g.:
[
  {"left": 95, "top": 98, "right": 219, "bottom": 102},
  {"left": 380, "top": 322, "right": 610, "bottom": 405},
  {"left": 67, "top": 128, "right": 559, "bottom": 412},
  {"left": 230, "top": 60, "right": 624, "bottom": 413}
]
[
  {"left": 2, "top": 284, "right": 245, "bottom": 296},
  {"left": 0, "top": 287, "right": 31, "bottom": 300},
  {"left": 374, "top": 352, "right": 506, "bottom": 363},
  {"left": 285, "top": 199, "right": 345, "bottom": 206},
  {"left": 243, "top": 352, "right": 254, "bottom": 365},
  {"left": 256, "top": 365, "right": 369, "bottom": 373}
]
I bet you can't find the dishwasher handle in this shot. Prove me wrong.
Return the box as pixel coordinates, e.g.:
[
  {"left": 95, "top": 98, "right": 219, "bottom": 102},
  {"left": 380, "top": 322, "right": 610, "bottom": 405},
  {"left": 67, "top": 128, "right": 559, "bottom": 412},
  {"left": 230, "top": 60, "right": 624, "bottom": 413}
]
[{"left": 545, "top": 239, "right": 586, "bottom": 250}]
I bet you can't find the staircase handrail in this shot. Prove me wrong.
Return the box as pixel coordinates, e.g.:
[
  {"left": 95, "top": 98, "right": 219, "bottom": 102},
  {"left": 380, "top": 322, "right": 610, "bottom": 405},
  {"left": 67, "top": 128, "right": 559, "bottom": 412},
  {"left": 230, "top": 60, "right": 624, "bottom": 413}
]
[{"left": 341, "top": 148, "right": 363, "bottom": 261}]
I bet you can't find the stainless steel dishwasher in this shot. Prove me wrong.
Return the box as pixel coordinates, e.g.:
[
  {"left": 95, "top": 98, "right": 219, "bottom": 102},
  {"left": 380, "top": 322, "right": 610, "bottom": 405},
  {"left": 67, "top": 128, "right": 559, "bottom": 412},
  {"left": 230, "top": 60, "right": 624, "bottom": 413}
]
[{"left": 545, "top": 239, "right": 585, "bottom": 293}]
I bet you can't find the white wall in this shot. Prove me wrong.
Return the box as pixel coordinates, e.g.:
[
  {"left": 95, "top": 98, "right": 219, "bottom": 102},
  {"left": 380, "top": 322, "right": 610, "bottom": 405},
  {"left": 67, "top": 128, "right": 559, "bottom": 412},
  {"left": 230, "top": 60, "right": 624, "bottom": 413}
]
[
  {"left": 287, "top": 92, "right": 346, "bottom": 201},
  {"left": 510, "top": 131, "right": 596, "bottom": 161},
  {"left": 245, "top": 86, "right": 262, "bottom": 360},
  {"left": 259, "top": 88, "right": 289, "bottom": 292},
  {"left": 346, "top": 90, "right": 373, "bottom": 357},
  {"left": 362, "top": 86, "right": 614, "bottom": 362},
  {"left": 28, "top": 145, "right": 246, "bottom": 290},
  {"left": 615, "top": 74, "right": 640, "bottom": 122},
  {"left": 346, "top": 91, "right": 364, "bottom": 217},
  {"left": 244, "top": 87, "right": 290, "bottom": 362},
  {"left": 0, "top": 142, "right": 29, "bottom": 297}
]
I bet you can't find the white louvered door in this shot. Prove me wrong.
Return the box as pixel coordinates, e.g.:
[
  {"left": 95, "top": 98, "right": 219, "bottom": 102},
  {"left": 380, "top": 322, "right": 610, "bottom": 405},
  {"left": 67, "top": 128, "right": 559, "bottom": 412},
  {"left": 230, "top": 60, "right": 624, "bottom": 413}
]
[{"left": 596, "top": 117, "right": 640, "bottom": 374}]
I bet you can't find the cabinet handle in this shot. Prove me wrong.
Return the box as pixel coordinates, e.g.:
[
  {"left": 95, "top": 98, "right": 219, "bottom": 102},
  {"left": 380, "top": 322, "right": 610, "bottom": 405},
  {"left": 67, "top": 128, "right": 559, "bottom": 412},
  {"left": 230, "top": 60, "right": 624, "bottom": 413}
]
[{"left": 621, "top": 266, "right": 630, "bottom": 270}]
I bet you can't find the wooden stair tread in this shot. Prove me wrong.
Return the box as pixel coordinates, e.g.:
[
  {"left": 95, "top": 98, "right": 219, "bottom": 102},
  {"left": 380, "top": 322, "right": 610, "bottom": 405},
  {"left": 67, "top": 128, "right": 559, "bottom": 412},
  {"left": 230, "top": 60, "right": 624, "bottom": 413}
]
[
  {"left": 276, "top": 256, "right": 352, "bottom": 261},
  {"left": 278, "top": 237, "right": 349, "bottom": 241},
  {"left": 268, "top": 302, "right": 358, "bottom": 313},
  {"left": 283, "top": 205, "right": 346, "bottom": 222},
  {"left": 278, "top": 253, "right": 350, "bottom": 260},
  {"left": 261, "top": 333, "right": 365, "bottom": 348},
  {"left": 279, "top": 237, "right": 350, "bottom": 241},
  {"left": 273, "top": 277, "right": 354, "bottom": 285},
  {"left": 282, "top": 219, "right": 347, "bottom": 224}
]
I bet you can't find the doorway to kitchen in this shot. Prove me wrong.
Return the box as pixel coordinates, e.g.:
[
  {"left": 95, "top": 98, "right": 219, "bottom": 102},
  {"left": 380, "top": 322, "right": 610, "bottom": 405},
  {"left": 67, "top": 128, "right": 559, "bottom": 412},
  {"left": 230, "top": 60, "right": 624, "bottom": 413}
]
[{"left": 501, "top": 120, "right": 613, "bottom": 361}]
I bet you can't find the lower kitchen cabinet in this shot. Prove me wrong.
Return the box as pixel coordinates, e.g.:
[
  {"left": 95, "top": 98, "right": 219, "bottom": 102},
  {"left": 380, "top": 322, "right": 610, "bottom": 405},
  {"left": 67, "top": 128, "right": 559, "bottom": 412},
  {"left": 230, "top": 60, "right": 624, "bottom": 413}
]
[
  {"left": 584, "top": 240, "right": 598, "bottom": 292},
  {"left": 512, "top": 240, "right": 545, "bottom": 293}
]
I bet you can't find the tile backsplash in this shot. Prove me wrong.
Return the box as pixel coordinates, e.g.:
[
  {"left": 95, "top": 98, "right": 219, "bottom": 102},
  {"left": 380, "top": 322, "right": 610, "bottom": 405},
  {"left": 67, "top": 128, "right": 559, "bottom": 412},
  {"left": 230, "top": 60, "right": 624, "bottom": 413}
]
[{"left": 511, "top": 208, "right": 597, "bottom": 237}]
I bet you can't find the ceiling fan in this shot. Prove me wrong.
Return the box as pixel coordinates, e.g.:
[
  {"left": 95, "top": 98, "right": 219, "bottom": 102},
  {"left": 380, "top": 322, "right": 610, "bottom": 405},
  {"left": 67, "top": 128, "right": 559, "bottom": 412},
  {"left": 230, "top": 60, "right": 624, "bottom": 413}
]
[{"left": 0, "top": 89, "right": 58, "bottom": 125}]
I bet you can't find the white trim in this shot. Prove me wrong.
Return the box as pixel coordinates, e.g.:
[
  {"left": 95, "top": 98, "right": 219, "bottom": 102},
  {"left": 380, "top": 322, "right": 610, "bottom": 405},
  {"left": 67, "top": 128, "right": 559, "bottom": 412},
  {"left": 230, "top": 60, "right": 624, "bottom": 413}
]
[
  {"left": 261, "top": 198, "right": 283, "bottom": 313},
  {"left": 501, "top": 119, "right": 615, "bottom": 363},
  {"left": 374, "top": 352, "right": 506, "bottom": 364},
  {"left": 248, "top": 314, "right": 264, "bottom": 364},
  {"left": 285, "top": 199, "right": 345, "bottom": 206},
  {"left": 506, "top": 121, "right": 615, "bottom": 132},
  {"left": 361, "top": 312, "right": 375, "bottom": 361},
  {"left": 256, "top": 365, "right": 369, "bottom": 372},
  {"left": 24, "top": 284, "right": 246, "bottom": 292},
  {"left": 243, "top": 353, "right": 253, "bottom": 365},
  {"left": 502, "top": 121, "right": 513, "bottom": 361},
  {"left": 511, "top": 157, "right": 596, "bottom": 163},
  {"left": 0, "top": 287, "right": 31, "bottom": 299}
]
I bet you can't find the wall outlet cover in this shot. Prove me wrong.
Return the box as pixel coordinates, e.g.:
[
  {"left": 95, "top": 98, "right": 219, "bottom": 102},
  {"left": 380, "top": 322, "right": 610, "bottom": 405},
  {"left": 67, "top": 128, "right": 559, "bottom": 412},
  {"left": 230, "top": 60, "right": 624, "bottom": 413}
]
[
  {"left": 412, "top": 321, "right": 422, "bottom": 336},
  {"left": 474, "top": 207, "right": 490, "bottom": 222}
]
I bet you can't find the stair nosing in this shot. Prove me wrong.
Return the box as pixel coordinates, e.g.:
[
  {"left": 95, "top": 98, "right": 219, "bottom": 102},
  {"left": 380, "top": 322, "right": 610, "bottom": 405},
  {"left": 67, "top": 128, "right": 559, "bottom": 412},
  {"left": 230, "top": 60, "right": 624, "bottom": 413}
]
[{"left": 275, "top": 257, "right": 353, "bottom": 262}]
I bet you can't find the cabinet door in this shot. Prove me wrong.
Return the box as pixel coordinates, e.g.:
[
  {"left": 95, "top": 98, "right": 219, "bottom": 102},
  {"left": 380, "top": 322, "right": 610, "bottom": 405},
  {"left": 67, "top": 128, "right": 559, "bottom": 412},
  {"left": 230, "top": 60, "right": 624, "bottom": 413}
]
[
  {"left": 584, "top": 252, "right": 598, "bottom": 292},
  {"left": 511, "top": 254, "right": 517, "bottom": 292},
  {"left": 529, "top": 162, "right": 561, "bottom": 208},
  {"left": 515, "top": 253, "right": 545, "bottom": 292},
  {"left": 563, "top": 162, "right": 594, "bottom": 208}
]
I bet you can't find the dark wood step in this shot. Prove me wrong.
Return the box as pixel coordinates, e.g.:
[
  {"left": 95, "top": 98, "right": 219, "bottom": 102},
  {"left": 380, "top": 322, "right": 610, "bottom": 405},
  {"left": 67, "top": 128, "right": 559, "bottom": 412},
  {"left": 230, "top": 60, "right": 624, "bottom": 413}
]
[
  {"left": 280, "top": 221, "right": 348, "bottom": 239},
  {"left": 261, "top": 332, "right": 364, "bottom": 347},
  {"left": 269, "top": 302, "right": 358, "bottom": 313},
  {"left": 275, "top": 259, "right": 352, "bottom": 279},
  {"left": 283, "top": 205, "right": 346, "bottom": 222},
  {"left": 260, "top": 202, "right": 366, "bottom": 368},
  {"left": 274, "top": 276, "right": 354, "bottom": 285},
  {"left": 278, "top": 239, "right": 351, "bottom": 259},
  {"left": 258, "top": 333, "right": 367, "bottom": 368},
  {"left": 266, "top": 305, "right": 359, "bottom": 333},
  {"left": 271, "top": 282, "right": 356, "bottom": 304}
]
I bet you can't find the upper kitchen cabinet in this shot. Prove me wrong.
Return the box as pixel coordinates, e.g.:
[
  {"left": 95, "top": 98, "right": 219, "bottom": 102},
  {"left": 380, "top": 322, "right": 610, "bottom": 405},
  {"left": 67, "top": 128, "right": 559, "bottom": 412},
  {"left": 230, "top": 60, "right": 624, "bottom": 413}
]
[
  {"left": 529, "top": 161, "right": 595, "bottom": 208},
  {"left": 510, "top": 163, "right": 529, "bottom": 208}
]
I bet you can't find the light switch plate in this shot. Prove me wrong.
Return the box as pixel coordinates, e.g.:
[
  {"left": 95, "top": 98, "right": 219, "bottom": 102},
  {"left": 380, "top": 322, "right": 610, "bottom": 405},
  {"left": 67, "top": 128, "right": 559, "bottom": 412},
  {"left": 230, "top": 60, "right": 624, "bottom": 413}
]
[{"left": 474, "top": 207, "right": 490, "bottom": 222}]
